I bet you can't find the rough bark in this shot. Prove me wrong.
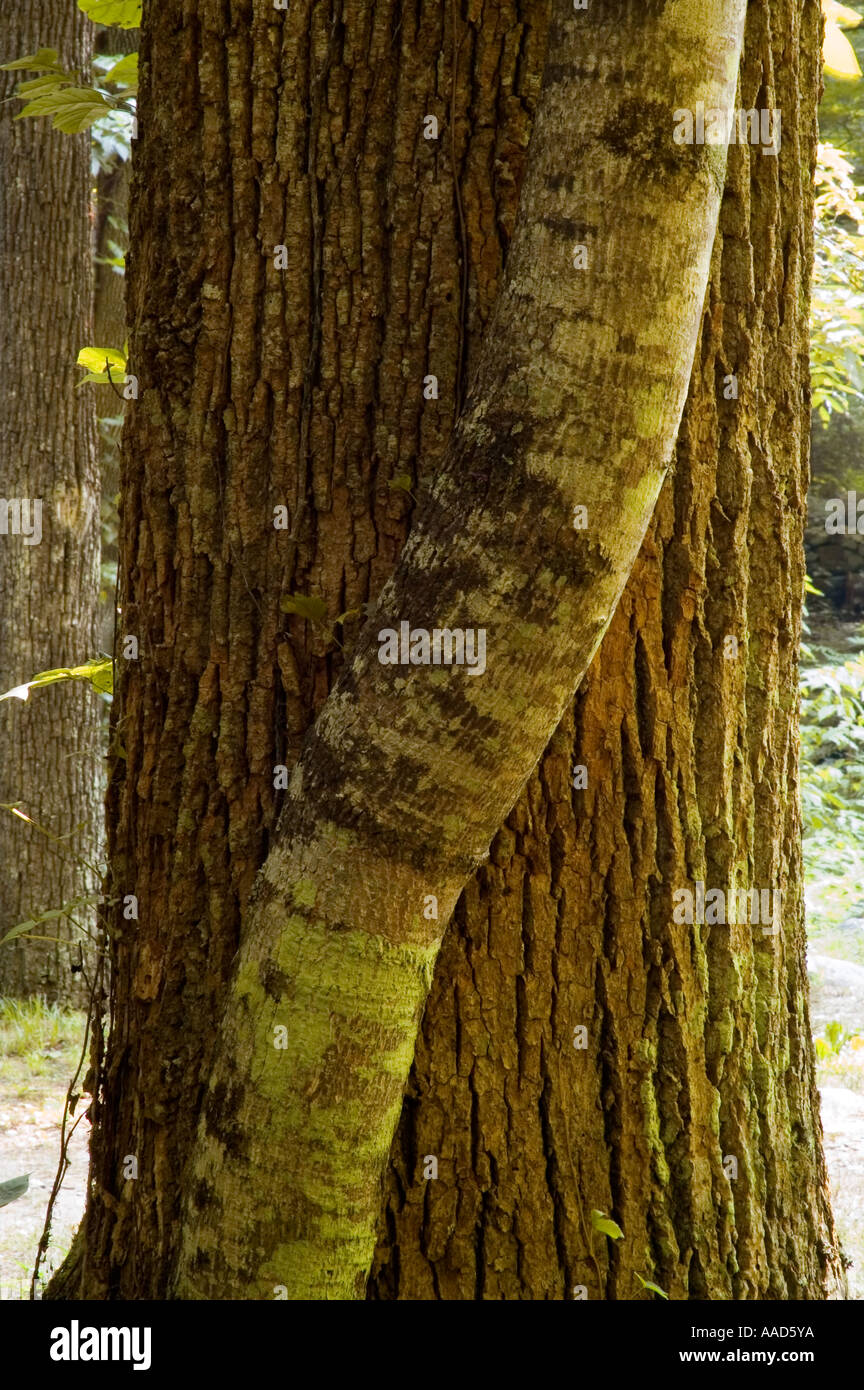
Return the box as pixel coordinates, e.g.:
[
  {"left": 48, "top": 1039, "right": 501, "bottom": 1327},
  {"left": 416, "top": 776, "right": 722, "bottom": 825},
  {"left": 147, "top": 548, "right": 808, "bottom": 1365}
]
[
  {"left": 0, "top": 1, "right": 102, "bottom": 1004},
  {"left": 53, "top": 0, "right": 839, "bottom": 1306},
  {"left": 369, "top": 0, "right": 843, "bottom": 1302}
]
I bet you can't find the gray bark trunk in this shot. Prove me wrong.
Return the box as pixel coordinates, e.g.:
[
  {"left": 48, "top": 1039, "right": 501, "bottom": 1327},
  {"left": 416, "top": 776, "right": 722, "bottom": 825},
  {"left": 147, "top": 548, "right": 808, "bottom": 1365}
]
[{"left": 0, "top": 1, "right": 102, "bottom": 1004}]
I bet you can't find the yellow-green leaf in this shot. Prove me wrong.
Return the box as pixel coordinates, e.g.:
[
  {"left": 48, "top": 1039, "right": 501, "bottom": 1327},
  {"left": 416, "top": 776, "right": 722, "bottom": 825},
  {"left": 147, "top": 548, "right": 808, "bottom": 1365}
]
[
  {"left": 77, "top": 345, "right": 127, "bottom": 386},
  {"left": 0, "top": 893, "right": 103, "bottom": 948},
  {"left": 104, "top": 52, "right": 138, "bottom": 90},
  {"left": 78, "top": 0, "right": 142, "bottom": 27},
  {"left": 824, "top": 1, "right": 863, "bottom": 29},
  {"left": 824, "top": 20, "right": 862, "bottom": 78},
  {"left": 280, "top": 594, "right": 330, "bottom": 623},
  {"left": 0, "top": 657, "right": 113, "bottom": 704},
  {"left": 591, "top": 1209, "right": 624, "bottom": 1240},
  {"left": 635, "top": 1273, "right": 669, "bottom": 1300},
  {"left": 14, "top": 74, "right": 69, "bottom": 98},
  {"left": 0, "top": 48, "right": 63, "bottom": 72}
]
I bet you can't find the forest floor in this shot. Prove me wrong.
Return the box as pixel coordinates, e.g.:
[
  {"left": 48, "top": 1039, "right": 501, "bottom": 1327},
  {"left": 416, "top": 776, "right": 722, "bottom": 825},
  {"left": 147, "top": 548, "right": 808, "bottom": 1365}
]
[
  {"left": 0, "top": 999, "right": 88, "bottom": 1300},
  {"left": 2, "top": 612, "right": 864, "bottom": 1298}
]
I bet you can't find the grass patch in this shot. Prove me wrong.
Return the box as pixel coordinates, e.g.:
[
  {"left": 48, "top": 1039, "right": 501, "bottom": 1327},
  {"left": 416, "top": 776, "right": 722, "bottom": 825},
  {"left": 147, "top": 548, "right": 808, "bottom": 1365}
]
[{"left": 0, "top": 996, "right": 86, "bottom": 1097}]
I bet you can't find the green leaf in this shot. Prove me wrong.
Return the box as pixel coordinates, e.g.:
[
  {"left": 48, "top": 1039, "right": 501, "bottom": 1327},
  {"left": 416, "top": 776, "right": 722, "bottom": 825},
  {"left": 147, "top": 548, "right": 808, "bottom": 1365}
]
[
  {"left": 0, "top": 1175, "right": 29, "bottom": 1209},
  {"left": 0, "top": 48, "right": 63, "bottom": 72},
  {"left": 0, "top": 917, "right": 37, "bottom": 945},
  {"left": 103, "top": 52, "right": 138, "bottom": 91},
  {"left": 77, "top": 345, "right": 127, "bottom": 386},
  {"left": 15, "top": 86, "right": 112, "bottom": 133},
  {"left": 14, "top": 74, "right": 69, "bottom": 98},
  {"left": 635, "top": 1272, "right": 669, "bottom": 1300},
  {"left": 591, "top": 1209, "right": 624, "bottom": 1240},
  {"left": 388, "top": 474, "right": 414, "bottom": 493},
  {"left": 280, "top": 594, "right": 330, "bottom": 623},
  {"left": 824, "top": 2, "right": 863, "bottom": 32},
  {"left": 52, "top": 104, "right": 113, "bottom": 136},
  {"left": 0, "top": 893, "right": 104, "bottom": 948},
  {"left": 78, "top": 346, "right": 126, "bottom": 373},
  {"left": 0, "top": 657, "right": 113, "bottom": 704},
  {"left": 78, "top": 0, "right": 142, "bottom": 27},
  {"left": 823, "top": 15, "right": 862, "bottom": 81}
]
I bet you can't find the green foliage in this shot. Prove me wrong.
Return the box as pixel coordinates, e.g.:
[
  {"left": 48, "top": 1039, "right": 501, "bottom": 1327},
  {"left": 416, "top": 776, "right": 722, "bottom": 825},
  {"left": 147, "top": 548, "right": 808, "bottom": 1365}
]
[
  {"left": 101, "top": 52, "right": 138, "bottom": 91},
  {"left": 635, "top": 1272, "right": 669, "bottom": 1300},
  {"left": 77, "top": 345, "right": 127, "bottom": 387},
  {"left": 94, "top": 238, "right": 126, "bottom": 274},
  {"left": 280, "top": 595, "right": 363, "bottom": 650},
  {"left": 801, "top": 641, "right": 864, "bottom": 931},
  {"left": 809, "top": 9, "right": 864, "bottom": 426},
  {"left": 590, "top": 1209, "right": 624, "bottom": 1241},
  {"left": 280, "top": 594, "right": 331, "bottom": 624},
  {"left": 814, "top": 1018, "right": 861, "bottom": 1058},
  {"left": 387, "top": 474, "right": 417, "bottom": 502},
  {"left": 0, "top": 894, "right": 105, "bottom": 950},
  {"left": 17, "top": 86, "right": 112, "bottom": 134},
  {"left": 77, "top": 0, "right": 142, "bottom": 27},
  {"left": 823, "top": 1, "right": 863, "bottom": 80},
  {"left": 800, "top": 654, "right": 864, "bottom": 824},
  {"left": 0, "top": 1175, "right": 29, "bottom": 1209},
  {"left": 0, "top": 40, "right": 136, "bottom": 135},
  {"left": 0, "top": 47, "right": 64, "bottom": 72},
  {"left": 0, "top": 657, "right": 113, "bottom": 705},
  {"left": 91, "top": 109, "right": 133, "bottom": 176},
  {"left": 586, "top": 1210, "right": 668, "bottom": 1299},
  {"left": 812, "top": 142, "right": 864, "bottom": 423}
]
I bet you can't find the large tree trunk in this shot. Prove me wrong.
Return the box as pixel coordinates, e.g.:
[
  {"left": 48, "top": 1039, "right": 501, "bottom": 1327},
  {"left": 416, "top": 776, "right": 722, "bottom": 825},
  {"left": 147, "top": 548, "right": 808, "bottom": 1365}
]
[
  {"left": 52, "top": 0, "right": 839, "bottom": 1302},
  {"left": 173, "top": 0, "right": 750, "bottom": 1301},
  {"left": 0, "top": 1, "right": 102, "bottom": 1004},
  {"left": 368, "top": 0, "right": 842, "bottom": 1302}
]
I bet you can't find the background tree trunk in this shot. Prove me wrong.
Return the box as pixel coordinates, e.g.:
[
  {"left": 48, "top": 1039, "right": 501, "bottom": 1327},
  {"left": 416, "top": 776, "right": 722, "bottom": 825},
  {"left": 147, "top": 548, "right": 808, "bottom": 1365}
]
[
  {"left": 54, "top": 0, "right": 839, "bottom": 1300},
  {"left": 0, "top": 1, "right": 102, "bottom": 1005},
  {"left": 92, "top": 22, "right": 136, "bottom": 655},
  {"left": 92, "top": 22, "right": 136, "bottom": 352},
  {"left": 369, "top": 0, "right": 844, "bottom": 1301}
]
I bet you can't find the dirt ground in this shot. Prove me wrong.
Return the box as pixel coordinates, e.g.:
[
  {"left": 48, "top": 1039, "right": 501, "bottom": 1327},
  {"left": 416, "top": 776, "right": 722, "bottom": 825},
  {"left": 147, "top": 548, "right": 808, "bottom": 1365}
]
[{"left": 0, "top": 1045, "right": 89, "bottom": 1301}]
